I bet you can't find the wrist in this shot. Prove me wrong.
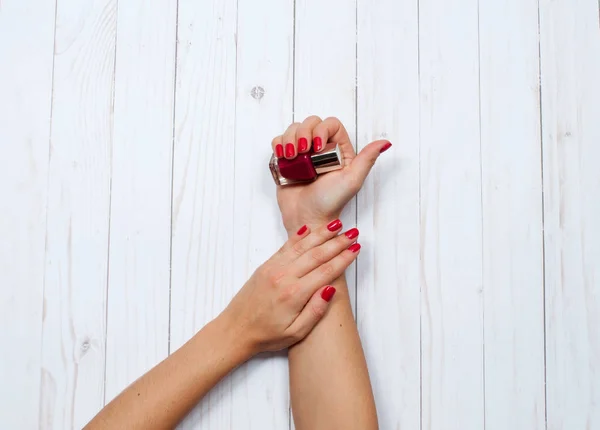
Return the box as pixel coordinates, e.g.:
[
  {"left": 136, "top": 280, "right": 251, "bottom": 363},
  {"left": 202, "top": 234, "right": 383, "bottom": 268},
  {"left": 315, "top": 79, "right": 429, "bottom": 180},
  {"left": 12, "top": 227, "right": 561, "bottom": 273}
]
[{"left": 206, "top": 313, "right": 255, "bottom": 365}]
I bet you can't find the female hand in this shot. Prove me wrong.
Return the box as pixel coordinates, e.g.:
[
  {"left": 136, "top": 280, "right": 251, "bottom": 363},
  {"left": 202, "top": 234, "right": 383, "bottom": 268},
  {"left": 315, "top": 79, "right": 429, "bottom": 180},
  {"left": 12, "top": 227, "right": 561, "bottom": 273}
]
[
  {"left": 220, "top": 220, "right": 361, "bottom": 353},
  {"left": 271, "top": 116, "right": 392, "bottom": 235}
]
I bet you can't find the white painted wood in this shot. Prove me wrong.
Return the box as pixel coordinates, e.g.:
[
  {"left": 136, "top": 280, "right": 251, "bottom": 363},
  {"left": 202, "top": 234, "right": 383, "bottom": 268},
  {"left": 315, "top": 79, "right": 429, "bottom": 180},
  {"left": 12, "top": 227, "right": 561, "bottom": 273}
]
[
  {"left": 419, "top": 0, "right": 484, "bottom": 429},
  {"left": 540, "top": 0, "right": 600, "bottom": 428},
  {"left": 294, "top": 0, "right": 357, "bottom": 307},
  {"left": 169, "top": 0, "right": 240, "bottom": 427},
  {"left": 355, "top": 0, "right": 421, "bottom": 428},
  {"left": 229, "top": 0, "right": 295, "bottom": 428},
  {"left": 479, "top": 1, "right": 546, "bottom": 429},
  {"left": 104, "top": 0, "right": 177, "bottom": 402},
  {"left": 0, "top": 1, "right": 55, "bottom": 428},
  {"left": 39, "top": 0, "right": 117, "bottom": 427}
]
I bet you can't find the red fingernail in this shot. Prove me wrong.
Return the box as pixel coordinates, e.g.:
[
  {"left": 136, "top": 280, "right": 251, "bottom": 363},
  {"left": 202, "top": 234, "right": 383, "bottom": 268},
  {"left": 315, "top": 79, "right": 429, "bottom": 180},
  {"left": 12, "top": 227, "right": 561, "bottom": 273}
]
[
  {"left": 321, "top": 286, "right": 336, "bottom": 302},
  {"left": 344, "top": 228, "right": 359, "bottom": 240},
  {"left": 348, "top": 243, "right": 361, "bottom": 253},
  {"left": 285, "top": 143, "right": 295, "bottom": 158},
  {"left": 380, "top": 142, "right": 392, "bottom": 153},
  {"left": 313, "top": 136, "right": 323, "bottom": 152},
  {"left": 327, "top": 219, "right": 342, "bottom": 231},
  {"left": 296, "top": 225, "right": 308, "bottom": 235},
  {"left": 275, "top": 144, "right": 284, "bottom": 158},
  {"left": 298, "top": 137, "right": 308, "bottom": 152}
]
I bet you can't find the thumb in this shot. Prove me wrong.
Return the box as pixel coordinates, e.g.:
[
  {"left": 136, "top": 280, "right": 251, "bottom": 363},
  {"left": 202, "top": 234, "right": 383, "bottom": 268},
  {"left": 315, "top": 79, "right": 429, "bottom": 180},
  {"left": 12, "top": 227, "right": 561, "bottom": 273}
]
[
  {"left": 286, "top": 286, "right": 336, "bottom": 342},
  {"left": 347, "top": 140, "right": 392, "bottom": 186}
]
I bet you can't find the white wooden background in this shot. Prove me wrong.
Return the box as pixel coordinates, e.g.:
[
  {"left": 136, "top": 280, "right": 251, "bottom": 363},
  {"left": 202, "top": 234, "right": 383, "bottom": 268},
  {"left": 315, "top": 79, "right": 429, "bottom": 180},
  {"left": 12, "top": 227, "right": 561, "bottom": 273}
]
[{"left": 1, "top": 0, "right": 599, "bottom": 428}]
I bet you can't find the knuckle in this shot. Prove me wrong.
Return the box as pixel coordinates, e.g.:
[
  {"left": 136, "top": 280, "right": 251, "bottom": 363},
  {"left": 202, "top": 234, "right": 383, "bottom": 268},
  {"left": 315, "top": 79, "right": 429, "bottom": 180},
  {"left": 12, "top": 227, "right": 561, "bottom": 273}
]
[
  {"left": 310, "top": 303, "right": 326, "bottom": 320},
  {"left": 271, "top": 137, "right": 281, "bottom": 146},
  {"left": 268, "top": 270, "right": 287, "bottom": 286},
  {"left": 305, "top": 115, "right": 322, "bottom": 124},
  {"left": 292, "top": 242, "right": 305, "bottom": 257},
  {"left": 324, "top": 116, "right": 340, "bottom": 124},
  {"left": 278, "top": 283, "right": 300, "bottom": 303},
  {"left": 319, "top": 263, "right": 335, "bottom": 278},
  {"left": 309, "top": 248, "right": 326, "bottom": 264}
]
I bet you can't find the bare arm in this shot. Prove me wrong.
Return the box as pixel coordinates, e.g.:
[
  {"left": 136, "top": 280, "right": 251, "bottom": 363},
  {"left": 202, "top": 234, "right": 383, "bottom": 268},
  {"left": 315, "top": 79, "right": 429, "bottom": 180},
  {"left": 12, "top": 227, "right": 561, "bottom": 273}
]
[
  {"left": 289, "top": 274, "right": 378, "bottom": 430},
  {"left": 85, "top": 222, "right": 358, "bottom": 429},
  {"left": 271, "top": 116, "right": 390, "bottom": 429}
]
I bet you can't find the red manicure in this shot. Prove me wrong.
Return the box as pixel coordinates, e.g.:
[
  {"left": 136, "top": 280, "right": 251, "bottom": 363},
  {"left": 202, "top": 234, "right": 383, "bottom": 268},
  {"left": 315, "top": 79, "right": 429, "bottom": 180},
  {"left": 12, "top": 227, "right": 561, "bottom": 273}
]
[
  {"left": 348, "top": 243, "right": 361, "bottom": 253},
  {"left": 285, "top": 143, "right": 295, "bottom": 158},
  {"left": 380, "top": 142, "right": 392, "bottom": 153},
  {"left": 275, "top": 144, "right": 284, "bottom": 158},
  {"left": 298, "top": 137, "right": 308, "bottom": 152},
  {"left": 296, "top": 225, "right": 308, "bottom": 235},
  {"left": 321, "top": 286, "right": 336, "bottom": 302},
  {"left": 313, "top": 136, "right": 323, "bottom": 152},
  {"left": 344, "top": 228, "right": 359, "bottom": 240},
  {"left": 327, "top": 219, "right": 342, "bottom": 231}
]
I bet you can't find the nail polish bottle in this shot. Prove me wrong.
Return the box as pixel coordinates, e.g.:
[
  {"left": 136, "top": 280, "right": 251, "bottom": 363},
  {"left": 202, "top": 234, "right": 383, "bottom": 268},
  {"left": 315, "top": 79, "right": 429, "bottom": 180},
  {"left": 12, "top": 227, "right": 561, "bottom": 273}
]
[{"left": 269, "top": 143, "right": 344, "bottom": 186}]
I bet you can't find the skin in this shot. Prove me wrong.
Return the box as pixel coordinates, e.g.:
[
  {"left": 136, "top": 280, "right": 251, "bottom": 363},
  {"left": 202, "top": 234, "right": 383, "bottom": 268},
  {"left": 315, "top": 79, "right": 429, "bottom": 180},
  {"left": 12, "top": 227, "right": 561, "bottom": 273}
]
[
  {"left": 273, "top": 116, "right": 388, "bottom": 430},
  {"left": 86, "top": 223, "right": 360, "bottom": 429}
]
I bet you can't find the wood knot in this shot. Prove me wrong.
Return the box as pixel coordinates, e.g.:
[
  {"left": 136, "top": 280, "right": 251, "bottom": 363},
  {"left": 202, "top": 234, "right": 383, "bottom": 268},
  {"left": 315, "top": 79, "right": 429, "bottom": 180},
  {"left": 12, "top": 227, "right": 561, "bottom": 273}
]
[{"left": 250, "top": 86, "right": 265, "bottom": 100}]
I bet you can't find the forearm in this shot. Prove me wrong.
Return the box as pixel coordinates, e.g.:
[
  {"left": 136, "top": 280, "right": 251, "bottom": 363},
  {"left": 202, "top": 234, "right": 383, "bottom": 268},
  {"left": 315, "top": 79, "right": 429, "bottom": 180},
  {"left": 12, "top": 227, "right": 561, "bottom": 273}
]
[
  {"left": 86, "top": 316, "right": 251, "bottom": 430},
  {"left": 289, "top": 274, "right": 378, "bottom": 430}
]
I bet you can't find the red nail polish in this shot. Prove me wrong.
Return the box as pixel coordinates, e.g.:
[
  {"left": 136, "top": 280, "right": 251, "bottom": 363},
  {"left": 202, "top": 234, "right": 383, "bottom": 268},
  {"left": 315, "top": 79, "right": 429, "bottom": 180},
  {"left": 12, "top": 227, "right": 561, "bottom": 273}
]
[
  {"left": 344, "top": 228, "right": 359, "bottom": 240},
  {"left": 275, "top": 144, "right": 284, "bottom": 158},
  {"left": 313, "top": 137, "right": 323, "bottom": 152},
  {"left": 269, "top": 143, "right": 343, "bottom": 186},
  {"left": 348, "top": 243, "right": 361, "bottom": 253},
  {"left": 321, "top": 286, "right": 336, "bottom": 302},
  {"left": 296, "top": 225, "right": 308, "bottom": 235},
  {"left": 380, "top": 142, "right": 392, "bottom": 153},
  {"left": 327, "top": 219, "right": 342, "bottom": 231},
  {"left": 298, "top": 137, "right": 308, "bottom": 152},
  {"left": 285, "top": 143, "right": 295, "bottom": 158}
]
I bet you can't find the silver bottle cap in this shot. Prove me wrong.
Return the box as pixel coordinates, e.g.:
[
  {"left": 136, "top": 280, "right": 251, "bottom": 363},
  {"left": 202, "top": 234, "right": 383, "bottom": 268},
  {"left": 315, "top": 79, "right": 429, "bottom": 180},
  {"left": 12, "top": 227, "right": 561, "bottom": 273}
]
[{"left": 311, "top": 143, "right": 344, "bottom": 174}]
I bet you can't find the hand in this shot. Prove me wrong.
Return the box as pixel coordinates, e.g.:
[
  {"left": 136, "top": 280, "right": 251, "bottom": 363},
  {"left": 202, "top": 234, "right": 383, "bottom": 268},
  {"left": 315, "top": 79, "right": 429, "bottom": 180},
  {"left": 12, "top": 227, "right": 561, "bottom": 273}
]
[
  {"left": 271, "top": 116, "right": 392, "bottom": 235},
  {"left": 220, "top": 220, "right": 361, "bottom": 354}
]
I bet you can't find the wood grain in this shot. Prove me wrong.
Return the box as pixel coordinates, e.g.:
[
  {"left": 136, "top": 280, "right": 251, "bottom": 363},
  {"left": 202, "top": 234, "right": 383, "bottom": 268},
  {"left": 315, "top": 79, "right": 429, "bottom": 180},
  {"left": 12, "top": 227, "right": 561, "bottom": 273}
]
[
  {"left": 479, "top": 0, "right": 546, "bottom": 428},
  {"left": 0, "top": 0, "right": 55, "bottom": 427},
  {"left": 419, "top": 0, "right": 484, "bottom": 428},
  {"left": 229, "top": 0, "right": 295, "bottom": 428},
  {"left": 169, "top": 0, "right": 239, "bottom": 427},
  {"left": 540, "top": 0, "right": 600, "bottom": 428},
  {"left": 40, "top": 0, "right": 117, "bottom": 427},
  {"left": 104, "top": 0, "right": 177, "bottom": 403},
  {"left": 356, "top": 0, "right": 421, "bottom": 428}
]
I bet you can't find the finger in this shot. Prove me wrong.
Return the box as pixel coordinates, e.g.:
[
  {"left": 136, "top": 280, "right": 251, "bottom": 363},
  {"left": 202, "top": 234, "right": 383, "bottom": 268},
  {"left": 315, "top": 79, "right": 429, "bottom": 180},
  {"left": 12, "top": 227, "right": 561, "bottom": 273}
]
[
  {"left": 295, "top": 115, "right": 322, "bottom": 153},
  {"left": 271, "top": 224, "right": 311, "bottom": 264},
  {"left": 282, "top": 122, "right": 301, "bottom": 159},
  {"left": 271, "top": 135, "right": 284, "bottom": 158},
  {"left": 346, "top": 139, "right": 392, "bottom": 190},
  {"left": 291, "top": 227, "right": 359, "bottom": 278},
  {"left": 285, "top": 286, "right": 336, "bottom": 342},
  {"left": 297, "top": 243, "right": 360, "bottom": 303},
  {"left": 277, "top": 219, "right": 343, "bottom": 266},
  {"left": 312, "top": 117, "right": 354, "bottom": 159}
]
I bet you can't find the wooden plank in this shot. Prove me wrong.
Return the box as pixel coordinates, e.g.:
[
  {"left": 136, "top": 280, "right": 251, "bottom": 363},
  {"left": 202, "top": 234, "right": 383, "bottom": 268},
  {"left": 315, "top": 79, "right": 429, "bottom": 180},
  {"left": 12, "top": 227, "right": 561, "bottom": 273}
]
[
  {"left": 228, "top": 0, "right": 295, "bottom": 428},
  {"left": 479, "top": 0, "right": 546, "bottom": 428},
  {"left": 355, "top": 0, "right": 421, "bottom": 428},
  {"left": 0, "top": 0, "right": 55, "bottom": 427},
  {"left": 418, "top": 0, "right": 484, "bottom": 428},
  {"left": 168, "top": 0, "right": 239, "bottom": 427},
  {"left": 540, "top": 0, "right": 600, "bottom": 428},
  {"left": 103, "top": 0, "right": 177, "bottom": 402},
  {"left": 295, "top": 0, "right": 357, "bottom": 307},
  {"left": 39, "top": 0, "right": 117, "bottom": 427}
]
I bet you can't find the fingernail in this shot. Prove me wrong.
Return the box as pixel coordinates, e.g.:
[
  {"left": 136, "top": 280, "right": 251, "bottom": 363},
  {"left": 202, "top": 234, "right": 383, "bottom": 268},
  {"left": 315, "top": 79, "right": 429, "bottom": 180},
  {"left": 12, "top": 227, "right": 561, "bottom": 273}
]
[
  {"left": 296, "top": 225, "right": 308, "bottom": 235},
  {"left": 321, "top": 286, "right": 336, "bottom": 302},
  {"left": 344, "top": 228, "right": 359, "bottom": 240},
  {"left": 327, "top": 219, "right": 342, "bottom": 231},
  {"left": 380, "top": 142, "right": 392, "bottom": 153},
  {"left": 275, "top": 144, "right": 284, "bottom": 158},
  {"left": 298, "top": 137, "right": 308, "bottom": 152},
  {"left": 313, "top": 136, "right": 323, "bottom": 152},
  {"left": 348, "top": 243, "right": 361, "bottom": 253},
  {"left": 285, "top": 143, "right": 295, "bottom": 158}
]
